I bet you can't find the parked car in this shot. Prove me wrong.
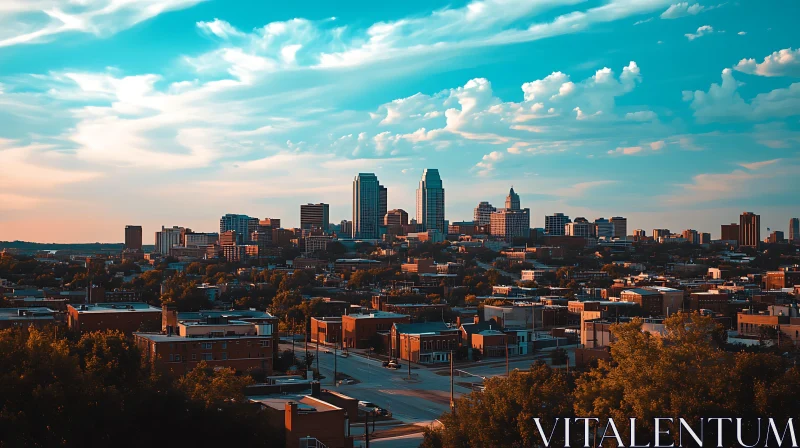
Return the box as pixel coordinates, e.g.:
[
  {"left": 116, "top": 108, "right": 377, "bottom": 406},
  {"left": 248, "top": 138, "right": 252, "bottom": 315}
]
[
  {"left": 375, "top": 408, "right": 390, "bottom": 417},
  {"left": 387, "top": 361, "right": 401, "bottom": 370},
  {"left": 359, "top": 401, "right": 378, "bottom": 410},
  {"left": 381, "top": 360, "right": 390, "bottom": 367}
]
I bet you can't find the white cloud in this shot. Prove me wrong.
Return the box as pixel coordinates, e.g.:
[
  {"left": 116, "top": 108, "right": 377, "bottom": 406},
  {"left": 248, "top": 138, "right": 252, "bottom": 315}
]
[
  {"left": 625, "top": 110, "right": 657, "bottom": 121},
  {"left": 661, "top": 2, "right": 706, "bottom": 19},
  {"left": 683, "top": 68, "right": 800, "bottom": 122},
  {"left": 197, "top": 18, "right": 245, "bottom": 39},
  {"left": 737, "top": 31, "right": 746, "bottom": 36},
  {"left": 0, "top": 0, "right": 206, "bottom": 47},
  {"left": 650, "top": 140, "right": 666, "bottom": 150},
  {"left": 607, "top": 146, "right": 643, "bottom": 155},
  {"left": 685, "top": 25, "right": 713, "bottom": 40},
  {"left": 734, "top": 48, "right": 800, "bottom": 77},
  {"left": 474, "top": 150, "right": 504, "bottom": 176},
  {"left": 634, "top": 18, "right": 654, "bottom": 25},
  {"left": 739, "top": 159, "right": 780, "bottom": 170},
  {"left": 0, "top": 139, "right": 102, "bottom": 190}
]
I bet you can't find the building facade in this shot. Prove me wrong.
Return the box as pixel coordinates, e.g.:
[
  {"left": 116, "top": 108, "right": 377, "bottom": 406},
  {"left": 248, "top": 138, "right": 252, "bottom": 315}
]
[
  {"left": 739, "top": 212, "right": 760, "bottom": 248},
  {"left": 790, "top": 218, "right": 799, "bottom": 242},
  {"left": 220, "top": 214, "right": 259, "bottom": 245},
  {"left": 352, "top": 173, "right": 383, "bottom": 239},
  {"left": 610, "top": 217, "right": 627, "bottom": 239},
  {"left": 300, "top": 203, "right": 330, "bottom": 233},
  {"left": 155, "top": 226, "right": 183, "bottom": 254},
  {"left": 566, "top": 218, "right": 594, "bottom": 237},
  {"left": 594, "top": 218, "right": 614, "bottom": 239},
  {"left": 124, "top": 225, "right": 143, "bottom": 251},
  {"left": 545, "top": 213, "right": 570, "bottom": 236},
  {"left": 721, "top": 223, "right": 740, "bottom": 242},
  {"left": 416, "top": 169, "right": 445, "bottom": 233},
  {"left": 474, "top": 201, "right": 496, "bottom": 226}
]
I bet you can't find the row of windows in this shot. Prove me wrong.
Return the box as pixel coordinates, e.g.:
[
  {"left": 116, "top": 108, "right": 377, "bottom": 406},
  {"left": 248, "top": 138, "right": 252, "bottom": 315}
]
[
  {"left": 168, "top": 351, "right": 270, "bottom": 362},
  {"left": 421, "top": 339, "right": 457, "bottom": 351},
  {"left": 167, "top": 340, "right": 271, "bottom": 350}
]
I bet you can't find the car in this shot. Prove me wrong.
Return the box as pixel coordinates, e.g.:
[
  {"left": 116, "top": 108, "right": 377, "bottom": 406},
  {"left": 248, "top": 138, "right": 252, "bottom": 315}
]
[
  {"left": 387, "top": 361, "right": 401, "bottom": 370},
  {"left": 359, "top": 401, "right": 378, "bottom": 409},
  {"left": 339, "top": 379, "right": 355, "bottom": 385},
  {"left": 381, "top": 360, "right": 390, "bottom": 367},
  {"left": 374, "top": 408, "right": 390, "bottom": 417}
]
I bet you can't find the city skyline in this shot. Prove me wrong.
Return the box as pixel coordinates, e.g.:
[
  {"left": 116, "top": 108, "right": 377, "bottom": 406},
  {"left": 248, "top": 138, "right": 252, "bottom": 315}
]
[{"left": 0, "top": 0, "right": 798, "bottom": 243}]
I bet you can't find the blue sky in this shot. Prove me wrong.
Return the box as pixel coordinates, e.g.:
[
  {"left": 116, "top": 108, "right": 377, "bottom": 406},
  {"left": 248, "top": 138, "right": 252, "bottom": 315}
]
[{"left": 0, "top": 0, "right": 798, "bottom": 243}]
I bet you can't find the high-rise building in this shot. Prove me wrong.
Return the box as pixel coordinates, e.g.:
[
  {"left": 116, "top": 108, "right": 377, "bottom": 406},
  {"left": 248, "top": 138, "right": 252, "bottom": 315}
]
[
  {"left": 653, "top": 229, "right": 671, "bottom": 240},
  {"left": 379, "top": 185, "right": 388, "bottom": 228},
  {"left": 721, "top": 223, "right": 739, "bottom": 243},
  {"left": 545, "top": 213, "right": 571, "bottom": 236},
  {"left": 566, "top": 218, "right": 594, "bottom": 238},
  {"left": 682, "top": 229, "right": 699, "bottom": 244},
  {"left": 220, "top": 230, "right": 237, "bottom": 246},
  {"left": 220, "top": 214, "right": 259, "bottom": 245},
  {"left": 384, "top": 209, "right": 409, "bottom": 235},
  {"left": 699, "top": 233, "right": 712, "bottom": 244},
  {"left": 489, "top": 188, "right": 530, "bottom": 242},
  {"left": 594, "top": 218, "right": 614, "bottom": 239},
  {"left": 155, "top": 226, "right": 182, "bottom": 254},
  {"left": 473, "top": 202, "right": 496, "bottom": 226},
  {"left": 416, "top": 169, "right": 445, "bottom": 233},
  {"left": 339, "top": 220, "right": 353, "bottom": 237},
  {"left": 790, "top": 218, "right": 799, "bottom": 242},
  {"left": 184, "top": 232, "right": 218, "bottom": 247},
  {"left": 300, "top": 203, "right": 330, "bottom": 232},
  {"left": 739, "top": 212, "right": 760, "bottom": 248},
  {"left": 353, "top": 173, "right": 382, "bottom": 239},
  {"left": 610, "top": 217, "right": 627, "bottom": 239},
  {"left": 633, "top": 229, "right": 646, "bottom": 239},
  {"left": 124, "top": 225, "right": 143, "bottom": 251}
]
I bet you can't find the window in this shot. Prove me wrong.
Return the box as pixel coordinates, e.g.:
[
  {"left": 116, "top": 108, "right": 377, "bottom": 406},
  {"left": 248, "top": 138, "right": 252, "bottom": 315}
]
[
  {"left": 221, "top": 353, "right": 227, "bottom": 361},
  {"left": 201, "top": 342, "right": 212, "bottom": 349},
  {"left": 202, "top": 353, "right": 213, "bottom": 361},
  {"left": 191, "top": 354, "right": 197, "bottom": 361},
  {"left": 175, "top": 355, "right": 181, "bottom": 362},
  {"left": 221, "top": 342, "right": 227, "bottom": 349},
  {"left": 169, "top": 354, "right": 174, "bottom": 362},
  {"left": 261, "top": 340, "right": 270, "bottom": 347}
]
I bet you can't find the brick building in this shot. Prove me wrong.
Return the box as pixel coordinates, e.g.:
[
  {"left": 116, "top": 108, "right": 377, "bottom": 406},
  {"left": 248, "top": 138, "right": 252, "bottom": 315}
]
[
  {"left": 0, "top": 308, "right": 57, "bottom": 330},
  {"left": 620, "top": 289, "right": 663, "bottom": 317},
  {"left": 392, "top": 321, "right": 460, "bottom": 364},
  {"left": 67, "top": 302, "right": 161, "bottom": 334},
  {"left": 134, "top": 312, "right": 276, "bottom": 376},
  {"left": 310, "top": 317, "right": 342, "bottom": 346},
  {"left": 341, "top": 311, "right": 410, "bottom": 349},
  {"left": 471, "top": 329, "right": 508, "bottom": 357}
]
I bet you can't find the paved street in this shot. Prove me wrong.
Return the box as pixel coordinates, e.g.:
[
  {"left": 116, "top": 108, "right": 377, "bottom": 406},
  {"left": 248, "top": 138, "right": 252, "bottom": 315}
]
[{"left": 475, "top": 260, "right": 520, "bottom": 280}]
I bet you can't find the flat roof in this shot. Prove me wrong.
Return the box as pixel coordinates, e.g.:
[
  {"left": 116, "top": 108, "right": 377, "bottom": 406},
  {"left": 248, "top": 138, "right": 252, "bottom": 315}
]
[
  {"left": 133, "top": 332, "right": 269, "bottom": 342},
  {"left": 69, "top": 302, "right": 161, "bottom": 313},
  {"left": 249, "top": 394, "right": 341, "bottom": 412},
  {"left": 177, "top": 309, "right": 274, "bottom": 319},
  {"left": 343, "top": 311, "right": 408, "bottom": 319},
  {"left": 0, "top": 308, "right": 56, "bottom": 321},
  {"left": 622, "top": 288, "right": 662, "bottom": 296}
]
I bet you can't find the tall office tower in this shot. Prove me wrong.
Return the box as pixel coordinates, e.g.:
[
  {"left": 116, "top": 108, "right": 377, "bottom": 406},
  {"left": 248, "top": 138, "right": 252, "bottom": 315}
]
[
  {"left": 545, "top": 213, "right": 571, "bottom": 236},
  {"left": 610, "top": 217, "right": 627, "bottom": 239},
  {"left": 682, "top": 229, "right": 699, "bottom": 244},
  {"left": 353, "top": 173, "right": 381, "bottom": 239},
  {"left": 652, "top": 229, "right": 671, "bottom": 240},
  {"left": 220, "top": 214, "right": 259, "bottom": 244},
  {"left": 699, "top": 233, "right": 712, "bottom": 244},
  {"left": 184, "top": 232, "right": 219, "bottom": 247},
  {"left": 124, "top": 225, "right": 143, "bottom": 251},
  {"left": 767, "top": 231, "right": 785, "bottom": 244},
  {"left": 154, "top": 226, "right": 182, "bottom": 254},
  {"left": 565, "top": 218, "right": 594, "bottom": 237},
  {"left": 739, "top": 212, "right": 761, "bottom": 248},
  {"left": 379, "top": 185, "right": 388, "bottom": 227},
  {"left": 594, "top": 218, "right": 614, "bottom": 239},
  {"left": 219, "top": 230, "right": 237, "bottom": 246},
  {"left": 721, "top": 223, "right": 740, "bottom": 243},
  {"left": 300, "top": 203, "right": 330, "bottom": 232},
  {"left": 473, "top": 201, "right": 496, "bottom": 226},
  {"left": 790, "top": 218, "right": 799, "bottom": 242},
  {"left": 505, "top": 187, "right": 521, "bottom": 210},
  {"left": 489, "top": 188, "right": 530, "bottom": 242},
  {"left": 416, "top": 169, "right": 445, "bottom": 233},
  {"left": 633, "top": 229, "right": 646, "bottom": 239}
]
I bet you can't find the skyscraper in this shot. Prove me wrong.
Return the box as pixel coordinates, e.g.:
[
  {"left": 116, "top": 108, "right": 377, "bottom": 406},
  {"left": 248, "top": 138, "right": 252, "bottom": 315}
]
[
  {"left": 416, "top": 169, "right": 445, "bottom": 233},
  {"left": 155, "top": 226, "right": 182, "bottom": 254},
  {"left": 566, "top": 218, "right": 594, "bottom": 237},
  {"left": 220, "top": 214, "right": 259, "bottom": 245},
  {"left": 790, "top": 218, "right": 799, "bottom": 242},
  {"left": 300, "top": 203, "right": 330, "bottom": 232},
  {"left": 379, "top": 185, "right": 388, "bottom": 228},
  {"left": 490, "top": 187, "right": 530, "bottom": 242},
  {"left": 610, "top": 217, "right": 627, "bottom": 239},
  {"left": 353, "top": 173, "right": 382, "bottom": 239},
  {"left": 505, "top": 187, "right": 520, "bottom": 210},
  {"left": 545, "top": 213, "right": 571, "bottom": 236},
  {"left": 739, "top": 212, "right": 761, "bottom": 248},
  {"left": 473, "top": 202, "right": 496, "bottom": 226},
  {"left": 124, "top": 225, "right": 142, "bottom": 251}
]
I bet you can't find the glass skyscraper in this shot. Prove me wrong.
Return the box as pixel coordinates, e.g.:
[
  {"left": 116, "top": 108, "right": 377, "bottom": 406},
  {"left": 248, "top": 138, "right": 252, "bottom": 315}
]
[
  {"left": 352, "top": 173, "right": 384, "bottom": 239},
  {"left": 416, "top": 169, "right": 445, "bottom": 233}
]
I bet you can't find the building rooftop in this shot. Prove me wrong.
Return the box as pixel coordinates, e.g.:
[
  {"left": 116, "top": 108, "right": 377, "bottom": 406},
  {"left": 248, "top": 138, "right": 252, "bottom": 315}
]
[
  {"left": 344, "top": 311, "right": 408, "bottom": 319},
  {"left": 133, "top": 332, "right": 269, "bottom": 342},
  {"left": 177, "top": 309, "right": 274, "bottom": 320},
  {"left": 249, "top": 394, "right": 342, "bottom": 413},
  {"left": 622, "top": 288, "right": 662, "bottom": 296},
  {"left": 0, "top": 308, "right": 56, "bottom": 321},
  {"left": 69, "top": 302, "right": 161, "bottom": 313},
  {"left": 644, "top": 286, "right": 682, "bottom": 292},
  {"left": 394, "top": 321, "right": 455, "bottom": 335}
]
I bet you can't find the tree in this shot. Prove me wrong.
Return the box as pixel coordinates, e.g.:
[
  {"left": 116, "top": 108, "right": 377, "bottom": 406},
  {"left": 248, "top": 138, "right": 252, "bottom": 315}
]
[
  {"left": 423, "top": 362, "right": 574, "bottom": 448},
  {"left": 178, "top": 361, "right": 253, "bottom": 407}
]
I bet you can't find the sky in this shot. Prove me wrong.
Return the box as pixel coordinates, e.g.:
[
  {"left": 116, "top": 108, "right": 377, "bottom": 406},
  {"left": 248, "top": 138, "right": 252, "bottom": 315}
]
[{"left": 0, "top": 0, "right": 798, "bottom": 243}]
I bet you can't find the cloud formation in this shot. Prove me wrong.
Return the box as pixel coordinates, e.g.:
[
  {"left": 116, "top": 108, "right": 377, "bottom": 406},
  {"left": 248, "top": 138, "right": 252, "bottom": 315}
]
[
  {"left": 685, "top": 25, "right": 714, "bottom": 40},
  {"left": 734, "top": 48, "right": 800, "bottom": 77}
]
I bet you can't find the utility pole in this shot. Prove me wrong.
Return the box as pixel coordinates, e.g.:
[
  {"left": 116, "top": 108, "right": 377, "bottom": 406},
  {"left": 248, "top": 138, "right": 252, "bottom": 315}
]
[
  {"left": 450, "top": 350, "right": 455, "bottom": 415},
  {"left": 364, "top": 411, "right": 370, "bottom": 448},
  {"left": 334, "top": 344, "right": 338, "bottom": 385},
  {"left": 315, "top": 333, "right": 319, "bottom": 380},
  {"left": 505, "top": 337, "right": 509, "bottom": 377},
  {"left": 407, "top": 336, "right": 412, "bottom": 380}
]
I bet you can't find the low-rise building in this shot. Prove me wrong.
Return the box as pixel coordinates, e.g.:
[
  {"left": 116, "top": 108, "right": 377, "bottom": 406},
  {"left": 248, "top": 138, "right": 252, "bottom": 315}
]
[
  {"left": 341, "top": 311, "right": 410, "bottom": 350},
  {"left": 0, "top": 307, "right": 57, "bottom": 329},
  {"left": 310, "top": 317, "right": 342, "bottom": 346},
  {"left": 620, "top": 288, "right": 663, "bottom": 317},
  {"left": 392, "top": 322, "right": 460, "bottom": 364},
  {"left": 67, "top": 302, "right": 161, "bottom": 334}
]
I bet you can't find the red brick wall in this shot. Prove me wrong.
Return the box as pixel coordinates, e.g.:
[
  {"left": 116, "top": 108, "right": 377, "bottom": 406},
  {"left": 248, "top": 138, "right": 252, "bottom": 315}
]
[
  {"left": 135, "top": 335, "right": 274, "bottom": 376},
  {"left": 68, "top": 308, "right": 160, "bottom": 334}
]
